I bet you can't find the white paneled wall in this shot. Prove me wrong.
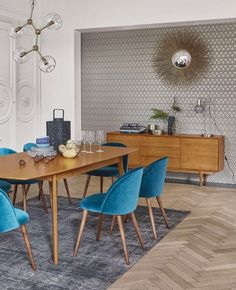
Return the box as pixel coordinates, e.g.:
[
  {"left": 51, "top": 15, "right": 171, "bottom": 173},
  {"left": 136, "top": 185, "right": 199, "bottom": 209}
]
[{"left": 0, "top": 0, "right": 40, "bottom": 151}]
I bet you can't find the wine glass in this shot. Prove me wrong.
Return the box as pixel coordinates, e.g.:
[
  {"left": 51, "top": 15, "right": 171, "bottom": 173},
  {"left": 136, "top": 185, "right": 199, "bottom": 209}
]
[
  {"left": 96, "top": 130, "right": 105, "bottom": 152},
  {"left": 87, "top": 131, "right": 95, "bottom": 154},
  {"left": 81, "top": 130, "right": 87, "bottom": 153}
]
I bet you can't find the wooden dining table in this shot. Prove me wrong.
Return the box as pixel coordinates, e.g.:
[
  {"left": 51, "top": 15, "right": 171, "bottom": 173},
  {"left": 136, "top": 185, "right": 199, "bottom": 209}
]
[{"left": 0, "top": 145, "right": 137, "bottom": 265}]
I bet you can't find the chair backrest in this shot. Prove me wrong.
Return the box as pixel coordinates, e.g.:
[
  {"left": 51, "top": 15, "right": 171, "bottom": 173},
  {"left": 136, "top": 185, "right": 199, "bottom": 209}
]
[
  {"left": 0, "top": 189, "right": 20, "bottom": 233},
  {"left": 101, "top": 167, "right": 143, "bottom": 215},
  {"left": 0, "top": 148, "right": 16, "bottom": 156},
  {"left": 140, "top": 157, "right": 168, "bottom": 198},
  {"left": 103, "top": 142, "right": 128, "bottom": 173},
  {"left": 23, "top": 143, "right": 37, "bottom": 152}
]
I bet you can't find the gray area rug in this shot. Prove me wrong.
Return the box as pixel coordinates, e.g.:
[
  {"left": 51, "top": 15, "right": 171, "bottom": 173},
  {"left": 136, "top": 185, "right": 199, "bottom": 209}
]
[{"left": 0, "top": 197, "right": 190, "bottom": 290}]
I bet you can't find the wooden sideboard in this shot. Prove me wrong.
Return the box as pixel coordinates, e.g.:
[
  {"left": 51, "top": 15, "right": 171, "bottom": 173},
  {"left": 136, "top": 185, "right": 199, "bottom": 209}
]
[{"left": 107, "top": 132, "right": 224, "bottom": 186}]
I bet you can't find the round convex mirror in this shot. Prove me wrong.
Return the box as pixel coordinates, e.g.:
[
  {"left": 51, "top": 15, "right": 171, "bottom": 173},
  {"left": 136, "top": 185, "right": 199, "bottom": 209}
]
[{"left": 172, "top": 50, "right": 192, "bottom": 69}]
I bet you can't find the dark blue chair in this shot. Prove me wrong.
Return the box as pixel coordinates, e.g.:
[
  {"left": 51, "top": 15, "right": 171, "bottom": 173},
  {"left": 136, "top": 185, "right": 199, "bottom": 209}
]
[
  {"left": 139, "top": 157, "right": 169, "bottom": 240},
  {"left": 82, "top": 142, "right": 128, "bottom": 198},
  {"left": 0, "top": 189, "right": 36, "bottom": 270},
  {"left": 0, "top": 147, "right": 48, "bottom": 213},
  {"left": 74, "top": 167, "right": 144, "bottom": 265},
  {"left": 23, "top": 142, "right": 72, "bottom": 203},
  {"left": 0, "top": 180, "right": 11, "bottom": 194}
]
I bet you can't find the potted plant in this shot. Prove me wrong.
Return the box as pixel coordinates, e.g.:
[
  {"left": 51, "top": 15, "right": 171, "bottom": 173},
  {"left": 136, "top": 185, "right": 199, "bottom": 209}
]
[{"left": 150, "top": 97, "right": 181, "bottom": 135}]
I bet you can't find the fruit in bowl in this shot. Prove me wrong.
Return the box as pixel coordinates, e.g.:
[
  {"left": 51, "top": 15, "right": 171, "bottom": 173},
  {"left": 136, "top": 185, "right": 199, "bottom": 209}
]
[{"left": 59, "top": 140, "right": 82, "bottom": 158}]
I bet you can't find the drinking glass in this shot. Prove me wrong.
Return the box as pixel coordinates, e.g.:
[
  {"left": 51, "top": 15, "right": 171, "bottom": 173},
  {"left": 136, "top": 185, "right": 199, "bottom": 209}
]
[
  {"left": 81, "top": 130, "right": 87, "bottom": 153},
  {"left": 87, "top": 131, "right": 95, "bottom": 154},
  {"left": 96, "top": 130, "right": 105, "bottom": 152}
]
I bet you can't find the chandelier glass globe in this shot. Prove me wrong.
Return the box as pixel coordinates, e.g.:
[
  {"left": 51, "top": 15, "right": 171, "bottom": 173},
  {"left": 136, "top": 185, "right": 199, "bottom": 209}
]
[
  {"left": 9, "top": 25, "right": 24, "bottom": 39},
  {"left": 39, "top": 56, "right": 56, "bottom": 73},
  {"left": 13, "top": 48, "right": 29, "bottom": 64},
  {"left": 45, "top": 13, "right": 62, "bottom": 30}
]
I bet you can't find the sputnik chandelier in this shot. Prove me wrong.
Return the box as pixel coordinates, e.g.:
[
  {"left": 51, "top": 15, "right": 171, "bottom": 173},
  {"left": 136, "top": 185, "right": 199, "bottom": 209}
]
[{"left": 9, "top": 0, "right": 62, "bottom": 73}]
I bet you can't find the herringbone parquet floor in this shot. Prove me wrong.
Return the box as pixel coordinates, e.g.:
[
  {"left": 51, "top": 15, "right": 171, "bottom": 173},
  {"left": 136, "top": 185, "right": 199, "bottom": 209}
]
[{"left": 21, "top": 175, "right": 236, "bottom": 290}]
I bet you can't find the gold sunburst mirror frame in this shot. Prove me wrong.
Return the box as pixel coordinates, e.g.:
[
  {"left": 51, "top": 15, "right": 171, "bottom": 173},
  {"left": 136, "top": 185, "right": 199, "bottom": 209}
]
[{"left": 152, "top": 32, "right": 210, "bottom": 85}]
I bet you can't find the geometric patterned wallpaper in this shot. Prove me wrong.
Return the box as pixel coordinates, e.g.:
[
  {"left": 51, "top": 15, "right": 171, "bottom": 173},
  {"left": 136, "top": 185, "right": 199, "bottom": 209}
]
[{"left": 81, "top": 22, "right": 236, "bottom": 185}]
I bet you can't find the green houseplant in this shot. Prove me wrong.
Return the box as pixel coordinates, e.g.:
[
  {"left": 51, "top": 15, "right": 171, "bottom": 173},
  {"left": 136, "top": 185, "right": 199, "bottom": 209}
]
[{"left": 150, "top": 97, "right": 181, "bottom": 134}]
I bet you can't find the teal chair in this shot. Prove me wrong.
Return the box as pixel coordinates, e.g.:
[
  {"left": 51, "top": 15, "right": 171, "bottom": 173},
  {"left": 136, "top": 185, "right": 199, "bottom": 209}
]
[
  {"left": 139, "top": 157, "right": 169, "bottom": 240},
  {"left": 0, "top": 189, "right": 36, "bottom": 270},
  {"left": 23, "top": 142, "right": 72, "bottom": 203},
  {"left": 0, "top": 147, "right": 47, "bottom": 213},
  {"left": 82, "top": 142, "right": 128, "bottom": 198},
  {"left": 0, "top": 180, "right": 11, "bottom": 194},
  {"left": 74, "top": 167, "right": 144, "bottom": 265}
]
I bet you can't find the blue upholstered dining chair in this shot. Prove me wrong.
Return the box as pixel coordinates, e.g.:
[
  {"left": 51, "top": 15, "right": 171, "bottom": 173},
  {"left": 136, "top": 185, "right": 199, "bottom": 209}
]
[
  {"left": 82, "top": 142, "right": 128, "bottom": 198},
  {"left": 0, "top": 189, "right": 36, "bottom": 270},
  {"left": 23, "top": 142, "right": 72, "bottom": 203},
  {"left": 74, "top": 167, "right": 144, "bottom": 265},
  {"left": 0, "top": 180, "right": 11, "bottom": 194},
  {"left": 0, "top": 147, "right": 48, "bottom": 213},
  {"left": 139, "top": 157, "right": 169, "bottom": 240}
]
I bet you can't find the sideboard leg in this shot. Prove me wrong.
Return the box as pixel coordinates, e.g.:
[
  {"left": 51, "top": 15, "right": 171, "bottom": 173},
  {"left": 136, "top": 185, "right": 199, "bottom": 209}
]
[
  {"left": 203, "top": 174, "right": 207, "bottom": 186},
  {"left": 199, "top": 172, "right": 203, "bottom": 187}
]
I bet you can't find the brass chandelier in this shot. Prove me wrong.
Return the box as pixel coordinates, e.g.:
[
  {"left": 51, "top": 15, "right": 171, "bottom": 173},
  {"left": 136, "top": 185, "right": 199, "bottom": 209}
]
[{"left": 9, "top": 0, "right": 62, "bottom": 73}]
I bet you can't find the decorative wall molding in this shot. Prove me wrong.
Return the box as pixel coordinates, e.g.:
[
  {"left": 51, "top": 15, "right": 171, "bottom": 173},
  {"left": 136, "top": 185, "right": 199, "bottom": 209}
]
[
  {"left": 17, "top": 81, "right": 36, "bottom": 122},
  {"left": 0, "top": 79, "right": 13, "bottom": 124}
]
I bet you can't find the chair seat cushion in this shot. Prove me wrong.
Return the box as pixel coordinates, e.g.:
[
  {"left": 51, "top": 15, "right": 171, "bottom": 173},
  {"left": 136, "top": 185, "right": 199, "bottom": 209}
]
[
  {"left": 0, "top": 180, "right": 11, "bottom": 193},
  {"left": 80, "top": 193, "right": 107, "bottom": 213},
  {"left": 6, "top": 179, "right": 38, "bottom": 185},
  {"left": 14, "top": 208, "right": 29, "bottom": 225},
  {"left": 88, "top": 166, "right": 119, "bottom": 177}
]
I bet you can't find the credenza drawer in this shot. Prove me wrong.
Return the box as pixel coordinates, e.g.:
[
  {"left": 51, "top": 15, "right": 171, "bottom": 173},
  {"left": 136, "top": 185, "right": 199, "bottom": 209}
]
[
  {"left": 140, "top": 146, "right": 180, "bottom": 158},
  {"left": 140, "top": 136, "right": 180, "bottom": 148},
  {"left": 141, "top": 155, "right": 180, "bottom": 169}
]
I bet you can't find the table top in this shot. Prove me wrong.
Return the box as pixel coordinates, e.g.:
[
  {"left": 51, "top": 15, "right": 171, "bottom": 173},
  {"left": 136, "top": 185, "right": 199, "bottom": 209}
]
[{"left": 0, "top": 145, "right": 137, "bottom": 180}]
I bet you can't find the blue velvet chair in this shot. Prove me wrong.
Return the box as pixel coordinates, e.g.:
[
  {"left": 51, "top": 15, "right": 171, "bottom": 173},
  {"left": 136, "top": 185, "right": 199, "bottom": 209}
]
[
  {"left": 23, "top": 143, "right": 72, "bottom": 203},
  {"left": 0, "top": 147, "right": 47, "bottom": 213},
  {"left": 0, "top": 180, "right": 11, "bottom": 194},
  {"left": 139, "top": 157, "right": 169, "bottom": 240},
  {"left": 0, "top": 189, "right": 36, "bottom": 270},
  {"left": 74, "top": 167, "right": 144, "bottom": 265},
  {"left": 83, "top": 142, "right": 128, "bottom": 198}
]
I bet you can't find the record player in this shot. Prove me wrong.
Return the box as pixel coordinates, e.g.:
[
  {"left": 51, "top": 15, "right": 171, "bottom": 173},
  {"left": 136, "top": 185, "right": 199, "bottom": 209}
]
[{"left": 119, "top": 123, "right": 146, "bottom": 134}]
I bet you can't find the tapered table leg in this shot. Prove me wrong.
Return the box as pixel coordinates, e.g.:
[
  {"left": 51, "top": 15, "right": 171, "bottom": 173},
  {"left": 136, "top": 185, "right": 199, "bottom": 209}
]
[
  {"left": 51, "top": 175, "right": 58, "bottom": 265},
  {"left": 118, "top": 157, "right": 124, "bottom": 176}
]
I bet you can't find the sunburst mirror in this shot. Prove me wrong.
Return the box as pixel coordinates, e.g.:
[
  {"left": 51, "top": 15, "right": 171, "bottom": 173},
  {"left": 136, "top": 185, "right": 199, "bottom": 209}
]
[{"left": 152, "top": 32, "right": 209, "bottom": 85}]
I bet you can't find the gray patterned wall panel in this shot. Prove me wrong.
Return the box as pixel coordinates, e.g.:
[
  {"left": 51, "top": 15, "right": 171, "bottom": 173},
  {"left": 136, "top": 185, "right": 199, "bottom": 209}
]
[{"left": 81, "top": 22, "right": 236, "bottom": 185}]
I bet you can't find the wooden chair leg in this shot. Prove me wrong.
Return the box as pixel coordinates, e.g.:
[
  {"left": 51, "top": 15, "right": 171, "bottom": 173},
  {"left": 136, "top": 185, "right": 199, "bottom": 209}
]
[
  {"left": 13, "top": 184, "right": 18, "bottom": 206},
  {"left": 82, "top": 176, "right": 91, "bottom": 198},
  {"left": 100, "top": 176, "right": 103, "bottom": 193},
  {"left": 96, "top": 214, "right": 103, "bottom": 241},
  {"left": 25, "top": 184, "right": 30, "bottom": 195},
  {"left": 110, "top": 215, "right": 117, "bottom": 235},
  {"left": 146, "top": 198, "right": 157, "bottom": 240},
  {"left": 22, "top": 184, "right": 27, "bottom": 212},
  {"left": 63, "top": 178, "right": 72, "bottom": 204},
  {"left": 156, "top": 197, "right": 169, "bottom": 229},
  {"left": 38, "top": 181, "right": 48, "bottom": 213},
  {"left": 117, "top": 215, "right": 129, "bottom": 265},
  {"left": 20, "top": 224, "right": 36, "bottom": 271},
  {"left": 130, "top": 212, "right": 144, "bottom": 249},
  {"left": 74, "top": 210, "right": 88, "bottom": 256},
  {"left": 111, "top": 176, "right": 114, "bottom": 184}
]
